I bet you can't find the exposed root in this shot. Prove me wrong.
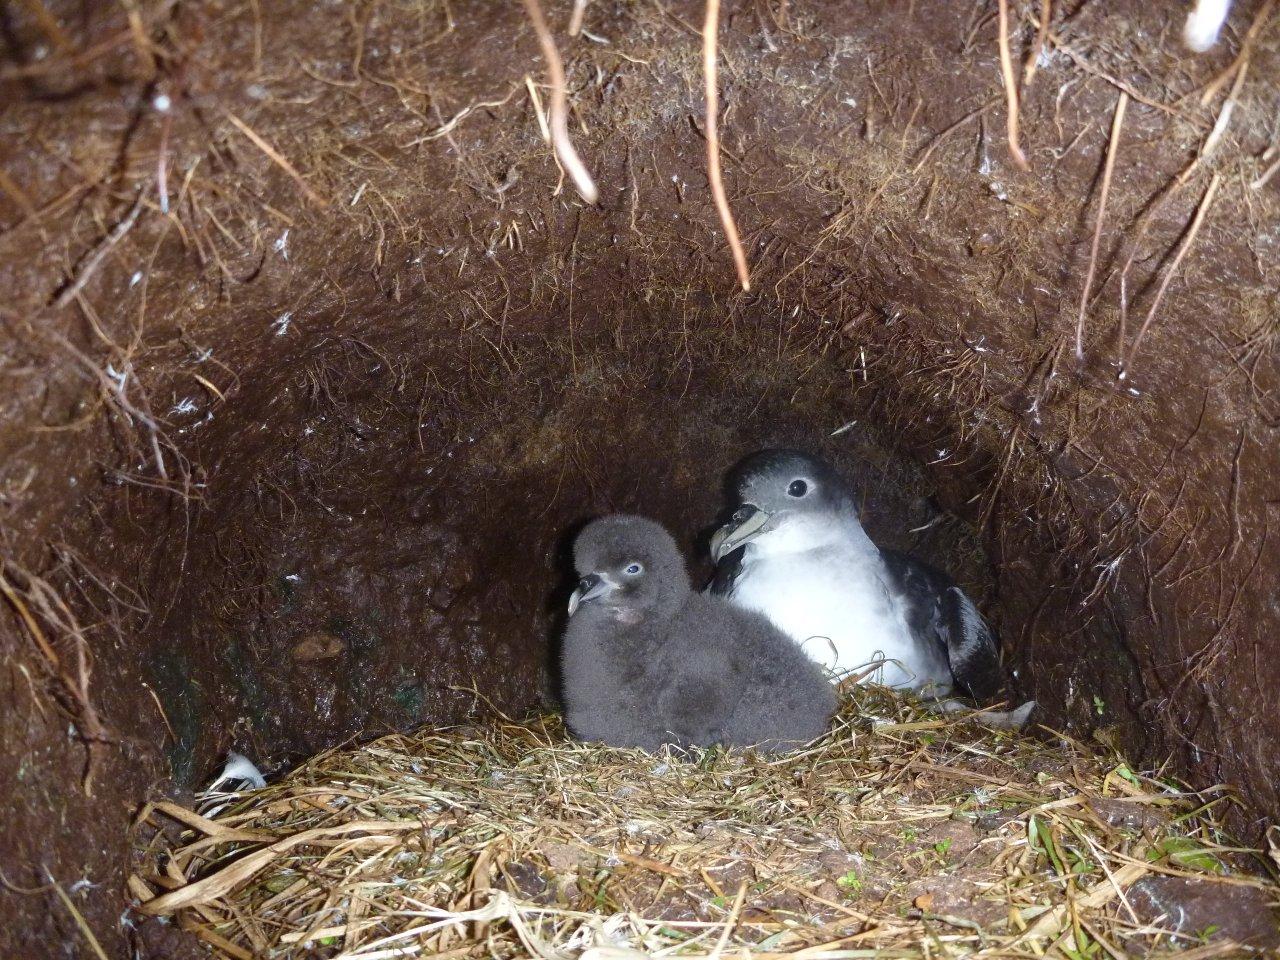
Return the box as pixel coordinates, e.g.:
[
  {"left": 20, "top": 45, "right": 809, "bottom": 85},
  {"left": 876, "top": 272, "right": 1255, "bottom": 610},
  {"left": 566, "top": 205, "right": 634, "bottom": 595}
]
[
  {"left": 33, "top": 322, "right": 191, "bottom": 489},
  {"left": 521, "top": 0, "right": 600, "bottom": 204},
  {"left": 0, "top": 165, "right": 36, "bottom": 217},
  {"left": 47, "top": 871, "right": 111, "bottom": 960},
  {"left": 403, "top": 87, "right": 521, "bottom": 148},
  {"left": 1121, "top": 173, "right": 1222, "bottom": 379},
  {"left": 50, "top": 192, "right": 146, "bottom": 310},
  {"left": 1074, "top": 91, "right": 1127, "bottom": 365},
  {"left": 0, "top": 27, "right": 132, "bottom": 81},
  {"left": 703, "top": 0, "right": 751, "bottom": 291},
  {"left": 1199, "top": 60, "right": 1249, "bottom": 161},
  {"left": 569, "top": 0, "right": 589, "bottom": 37},
  {"left": 0, "top": 563, "right": 113, "bottom": 795},
  {"left": 1042, "top": 29, "right": 1208, "bottom": 128},
  {"left": 14, "top": 0, "right": 73, "bottom": 51},
  {"left": 1021, "top": 0, "right": 1051, "bottom": 87},
  {"left": 222, "top": 110, "right": 329, "bottom": 208},
  {"left": 995, "top": 0, "right": 1030, "bottom": 171},
  {"left": 1198, "top": 0, "right": 1274, "bottom": 104},
  {"left": 1253, "top": 151, "right": 1280, "bottom": 191},
  {"left": 911, "top": 96, "right": 999, "bottom": 174}
]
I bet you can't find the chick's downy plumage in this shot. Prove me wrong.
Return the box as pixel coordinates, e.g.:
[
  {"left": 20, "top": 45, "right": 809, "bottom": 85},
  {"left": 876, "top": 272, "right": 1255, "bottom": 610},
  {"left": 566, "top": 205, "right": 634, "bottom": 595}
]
[{"left": 560, "top": 514, "right": 835, "bottom": 753}]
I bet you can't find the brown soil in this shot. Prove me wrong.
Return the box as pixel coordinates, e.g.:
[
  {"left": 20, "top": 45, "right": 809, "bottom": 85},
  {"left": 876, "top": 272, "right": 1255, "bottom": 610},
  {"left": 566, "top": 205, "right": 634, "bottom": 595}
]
[{"left": 2, "top": 0, "right": 1278, "bottom": 956}]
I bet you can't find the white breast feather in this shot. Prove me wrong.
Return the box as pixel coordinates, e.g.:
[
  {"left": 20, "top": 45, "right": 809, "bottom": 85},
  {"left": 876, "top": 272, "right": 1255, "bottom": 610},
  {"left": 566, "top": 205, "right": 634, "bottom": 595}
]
[{"left": 728, "top": 527, "right": 952, "bottom": 692}]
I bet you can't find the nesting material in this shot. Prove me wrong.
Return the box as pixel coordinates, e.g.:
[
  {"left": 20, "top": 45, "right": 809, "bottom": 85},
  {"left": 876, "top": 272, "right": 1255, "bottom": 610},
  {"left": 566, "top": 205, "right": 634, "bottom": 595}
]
[{"left": 132, "top": 689, "right": 1280, "bottom": 959}]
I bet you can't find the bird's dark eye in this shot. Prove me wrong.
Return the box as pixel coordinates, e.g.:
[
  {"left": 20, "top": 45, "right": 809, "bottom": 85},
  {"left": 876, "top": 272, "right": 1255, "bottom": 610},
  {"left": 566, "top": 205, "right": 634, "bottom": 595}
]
[
  {"left": 787, "top": 479, "right": 809, "bottom": 498},
  {"left": 624, "top": 562, "right": 643, "bottom": 576}
]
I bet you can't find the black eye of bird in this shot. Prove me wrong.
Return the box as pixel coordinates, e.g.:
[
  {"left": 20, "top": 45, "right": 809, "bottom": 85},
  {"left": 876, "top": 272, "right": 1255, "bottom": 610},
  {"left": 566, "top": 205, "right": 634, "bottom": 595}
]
[
  {"left": 624, "top": 562, "right": 643, "bottom": 575},
  {"left": 787, "top": 479, "right": 809, "bottom": 498}
]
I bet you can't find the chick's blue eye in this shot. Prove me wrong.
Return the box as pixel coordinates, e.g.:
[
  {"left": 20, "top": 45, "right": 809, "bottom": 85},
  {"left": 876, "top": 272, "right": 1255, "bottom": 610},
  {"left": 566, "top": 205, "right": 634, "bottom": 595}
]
[
  {"left": 625, "top": 563, "right": 643, "bottom": 575},
  {"left": 788, "top": 479, "right": 808, "bottom": 497}
]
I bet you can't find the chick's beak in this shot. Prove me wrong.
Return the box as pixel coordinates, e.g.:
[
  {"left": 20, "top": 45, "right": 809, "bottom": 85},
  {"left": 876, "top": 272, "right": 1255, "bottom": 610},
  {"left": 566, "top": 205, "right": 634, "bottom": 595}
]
[
  {"left": 568, "top": 573, "right": 614, "bottom": 616},
  {"left": 710, "top": 504, "right": 773, "bottom": 562}
]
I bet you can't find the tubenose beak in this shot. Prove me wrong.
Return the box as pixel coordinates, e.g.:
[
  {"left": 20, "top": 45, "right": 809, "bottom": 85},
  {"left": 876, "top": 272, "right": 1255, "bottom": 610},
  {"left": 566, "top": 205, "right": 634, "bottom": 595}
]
[
  {"left": 567, "top": 573, "right": 616, "bottom": 616},
  {"left": 710, "top": 504, "right": 773, "bottom": 562}
]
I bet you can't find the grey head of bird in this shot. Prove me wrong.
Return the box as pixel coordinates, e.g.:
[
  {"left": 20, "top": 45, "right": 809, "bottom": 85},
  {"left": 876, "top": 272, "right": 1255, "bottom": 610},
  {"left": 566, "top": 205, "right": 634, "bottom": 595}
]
[
  {"left": 569, "top": 514, "right": 690, "bottom": 624},
  {"left": 710, "top": 449, "right": 859, "bottom": 562}
]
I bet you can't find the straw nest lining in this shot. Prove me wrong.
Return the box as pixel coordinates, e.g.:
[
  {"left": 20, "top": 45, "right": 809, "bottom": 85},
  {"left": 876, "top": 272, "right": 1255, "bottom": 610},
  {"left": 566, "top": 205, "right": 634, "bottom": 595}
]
[{"left": 130, "top": 690, "right": 1279, "bottom": 959}]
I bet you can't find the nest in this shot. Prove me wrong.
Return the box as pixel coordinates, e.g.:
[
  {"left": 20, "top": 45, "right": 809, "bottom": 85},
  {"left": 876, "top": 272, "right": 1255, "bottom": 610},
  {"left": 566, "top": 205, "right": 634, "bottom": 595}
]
[{"left": 131, "top": 690, "right": 1280, "bottom": 959}]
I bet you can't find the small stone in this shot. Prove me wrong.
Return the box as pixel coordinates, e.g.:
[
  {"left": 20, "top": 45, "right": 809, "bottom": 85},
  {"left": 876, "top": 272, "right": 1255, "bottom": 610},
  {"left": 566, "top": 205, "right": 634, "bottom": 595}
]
[
  {"left": 968, "top": 232, "right": 997, "bottom": 256},
  {"left": 904, "top": 877, "right": 1007, "bottom": 927},
  {"left": 1087, "top": 798, "right": 1169, "bottom": 833},
  {"left": 290, "top": 632, "right": 345, "bottom": 662},
  {"left": 538, "top": 841, "right": 583, "bottom": 873}
]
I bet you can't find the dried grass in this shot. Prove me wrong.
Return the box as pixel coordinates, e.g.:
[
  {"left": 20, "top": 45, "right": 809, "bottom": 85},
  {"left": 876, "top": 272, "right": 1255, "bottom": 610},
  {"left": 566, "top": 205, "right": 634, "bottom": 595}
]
[{"left": 132, "top": 688, "right": 1277, "bottom": 958}]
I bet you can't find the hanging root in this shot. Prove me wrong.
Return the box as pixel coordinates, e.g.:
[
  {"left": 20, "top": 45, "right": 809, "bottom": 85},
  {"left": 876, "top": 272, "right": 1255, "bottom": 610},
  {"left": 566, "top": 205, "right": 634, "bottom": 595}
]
[
  {"left": 521, "top": 0, "right": 599, "bottom": 204},
  {"left": 1074, "top": 91, "right": 1127, "bottom": 365},
  {"left": 996, "top": 0, "right": 1030, "bottom": 171},
  {"left": 1121, "top": 173, "right": 1222, "bottom": 379},
  {"left": 1021, "top": 0, "right": 1051, "bottom": 87},
  {"left": 568, "top": 0, "right": 589, "bottom": 37},
  {"left": 703, "top": 0, "right": 752, "bottom": 291}
]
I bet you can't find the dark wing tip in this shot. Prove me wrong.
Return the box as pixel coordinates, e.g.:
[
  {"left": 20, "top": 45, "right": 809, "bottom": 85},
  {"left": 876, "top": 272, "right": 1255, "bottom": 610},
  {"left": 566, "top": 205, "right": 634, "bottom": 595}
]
[
  {"left": 944, "top": 586, "right": 1003, "bottom": 701},
  {"left": 707, "top": 545, "right": 745, "bottom": 596}
]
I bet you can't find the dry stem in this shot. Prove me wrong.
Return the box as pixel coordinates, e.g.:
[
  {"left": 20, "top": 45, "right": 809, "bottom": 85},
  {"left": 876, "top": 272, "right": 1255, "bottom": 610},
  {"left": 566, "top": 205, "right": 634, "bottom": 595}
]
[{"left": 132, "top": 685, "right": 1274, "bottom": 959}]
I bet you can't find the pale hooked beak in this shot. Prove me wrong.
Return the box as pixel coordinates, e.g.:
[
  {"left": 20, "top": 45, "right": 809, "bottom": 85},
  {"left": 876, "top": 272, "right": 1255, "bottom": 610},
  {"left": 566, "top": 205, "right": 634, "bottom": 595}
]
[
  {"left": 567, "top": 573, "right": 615, "bottom": 616},
  {"left": 710, "top": 504, "right": 773, "bottom": 562}
]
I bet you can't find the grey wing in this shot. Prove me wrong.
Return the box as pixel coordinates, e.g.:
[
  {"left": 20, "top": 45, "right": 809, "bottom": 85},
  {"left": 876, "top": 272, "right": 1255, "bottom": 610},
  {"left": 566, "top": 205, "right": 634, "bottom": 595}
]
[{"left": 881, "top": 550, "right": 1002, "bottom": 701}]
